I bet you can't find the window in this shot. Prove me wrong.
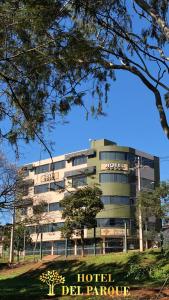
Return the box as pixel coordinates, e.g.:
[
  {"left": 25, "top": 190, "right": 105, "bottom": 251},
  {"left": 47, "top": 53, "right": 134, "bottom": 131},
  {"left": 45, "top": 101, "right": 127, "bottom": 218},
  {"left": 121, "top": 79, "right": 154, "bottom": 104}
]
[
  {"left": 27, "top": 226, "right": 36, "bottom": 234},
  {"left": 50, "top": 180, "right": 65, "bottom": 191},
  {"left": 141, "top": 178, "right": 154, "bottom": 190},
  {"left": 72, "top": 156, "right": 87, "bottom": 166},
  {"left": 35, "top": 164, "right": 49, "bottom": 174},
  {"left": 33, "top": 204, "right": 48, "bottom": 214},
  {"left": 20, "top": 207, "right": 27, "bottom": 215},
  {"left": 22, "top": 185, "right": 29, "bottom": 196},
  {"left": 49, "top": 202, "right": 62, "bottom": 211},
  {"left": 99, "top": 151, "right": 128, "bottom": 161},
  {"left": 26, "top": 223, "right": 64, "bottom": 234},
  {"left": 39, "top": 224, "right": 49, "bottom": 233},
  {"left": 51, "top": 160, "right": 65, "bottom": 170},
  {"left": 141, "top": 157, "right": 154, "bottom": 168},
  {"left": 34, "top": 184, "right": 49, "bottom": 194},
  {"left": 99, "top": 173, "right": 128, "bottom": 183},
  {"left": 101, "top": 196, "right": 130, "bottom": 205},
  {"left": 23, "top": 169, "right": 29, "bottom": 177},
  {"left": 97, "top": 218, "right": 129, "bottom": 228},
  {"left": 72, "top": 175, "right": 87, "bottom": 188}
]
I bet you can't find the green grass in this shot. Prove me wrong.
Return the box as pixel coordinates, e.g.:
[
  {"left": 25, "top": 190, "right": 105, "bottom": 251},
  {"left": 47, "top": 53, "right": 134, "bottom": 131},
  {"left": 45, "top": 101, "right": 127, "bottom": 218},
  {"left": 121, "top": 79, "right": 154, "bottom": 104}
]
[{"left": 0, "top": 249, "right": 168, "bottom": 300}]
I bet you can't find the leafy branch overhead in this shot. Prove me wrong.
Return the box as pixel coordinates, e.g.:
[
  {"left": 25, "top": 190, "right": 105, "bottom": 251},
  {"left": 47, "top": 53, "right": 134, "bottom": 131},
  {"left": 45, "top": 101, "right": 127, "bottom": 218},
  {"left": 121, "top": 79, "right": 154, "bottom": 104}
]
[{"left": 0, "top": 0, "right": 169, "bottom": 149}]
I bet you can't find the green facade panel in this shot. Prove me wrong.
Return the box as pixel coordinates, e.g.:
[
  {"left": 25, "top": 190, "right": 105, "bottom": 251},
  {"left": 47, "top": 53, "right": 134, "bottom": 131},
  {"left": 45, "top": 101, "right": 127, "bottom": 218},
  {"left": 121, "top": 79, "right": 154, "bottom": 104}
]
[
  {"left": 100, "top": 183, "right": 130, "bottom": 196},
  {"left": 97, "top": 204, "right": 131, "bottom": 218}
]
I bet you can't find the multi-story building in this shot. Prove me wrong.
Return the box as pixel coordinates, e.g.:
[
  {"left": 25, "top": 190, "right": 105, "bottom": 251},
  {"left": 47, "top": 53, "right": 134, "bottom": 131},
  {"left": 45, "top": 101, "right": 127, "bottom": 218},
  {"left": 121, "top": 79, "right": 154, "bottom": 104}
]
[{"left": 20, "top": 139, "right": 160, "bottom": 255}]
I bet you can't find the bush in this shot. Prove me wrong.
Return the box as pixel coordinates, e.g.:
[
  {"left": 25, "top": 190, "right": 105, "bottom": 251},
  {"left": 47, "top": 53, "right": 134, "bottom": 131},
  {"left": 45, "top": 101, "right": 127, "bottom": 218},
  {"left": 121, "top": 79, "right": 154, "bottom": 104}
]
[
  {"left": 126, "top": 264, "right": 150, "bottom": 281},
  {"left": 150, "top": 264, "right": 169, "bottom": 280}
]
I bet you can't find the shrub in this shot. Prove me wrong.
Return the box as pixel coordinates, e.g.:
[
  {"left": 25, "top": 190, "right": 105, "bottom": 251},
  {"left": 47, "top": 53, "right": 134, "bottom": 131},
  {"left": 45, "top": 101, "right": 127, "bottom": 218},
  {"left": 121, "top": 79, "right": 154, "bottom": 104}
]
[
  {"left": 150, "top": 264, "right": 169, "bottom": 280},
  {"left": 126, "top": 264, "right": 150, "bottom": 281}
]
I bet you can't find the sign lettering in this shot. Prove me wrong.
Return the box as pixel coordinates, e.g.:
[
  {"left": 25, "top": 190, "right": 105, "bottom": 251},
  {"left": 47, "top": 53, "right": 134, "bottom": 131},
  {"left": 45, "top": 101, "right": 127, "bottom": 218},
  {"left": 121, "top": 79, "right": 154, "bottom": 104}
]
[
  {"left": 101, "top": 163, "right": 128, "bottom": 171},
  {"left": 40, "top": 172, "right": 59, "bottom": 183}
]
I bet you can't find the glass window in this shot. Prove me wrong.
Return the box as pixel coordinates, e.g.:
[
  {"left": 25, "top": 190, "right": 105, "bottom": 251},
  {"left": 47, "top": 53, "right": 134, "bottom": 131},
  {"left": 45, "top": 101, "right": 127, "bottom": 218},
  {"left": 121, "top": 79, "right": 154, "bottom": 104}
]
[
  {"left": 97, "top": 218, "right": 129, "bottom": 228},
  {"left": 99, "top": 151, "right": 127, "bottom": 161},
  {"left": 51, "top": 160, "right": 65, "bottom": 171},
  {"left": 101, "top": 196, "right": 130, "bottom": 205},
  {"left": 141, "top": 157, "right": 154, "bottom": 168},
  {"left": 35, "top": 164, "right": 49, "bottom": 174},
  {"left": 39, "top": 224, "right": 49, "bottom": 233},
  {"left": 34, "top": 184, "right": 49, "bottom": 194},
  {"left": 33, "top": 204, "right": 48, "bottom": 214},
  {"left": 50, "top": 180, "right": 65, "bottom": 191},
  {"left": 49, "top": 202, "right": 62, "bottom": 211},
  {"left": 72, "top": 156, "right": 87, "bottom": 166},
  {"left": 20, "top": 207, "right": 27, "bottom": 215},
  {"left": 141, "top": 178, "right": 154, "bottom": 190},
  {"left": 42, "top": 242, "right": 51, "bottom": 250},
  {"left": 22, "top": 185, "right": 29, "bottom": 196},
  {"left": 23, "top": 169, "right": 29, "bottom": 177},
  {"left": 72, "top": 175, "right": 87, "bottom": 188},
  {"left": 51, "top": 223, "right": 64, "bottom": 231},
  {"left": 24, "top": 223, "right": 65, "bottom": 234},
  {"left": 27, "top": 226, "right": 36, "bottom": 234},
  {"left": 99, "top": 173, "right": 128, "bottom": 183}
]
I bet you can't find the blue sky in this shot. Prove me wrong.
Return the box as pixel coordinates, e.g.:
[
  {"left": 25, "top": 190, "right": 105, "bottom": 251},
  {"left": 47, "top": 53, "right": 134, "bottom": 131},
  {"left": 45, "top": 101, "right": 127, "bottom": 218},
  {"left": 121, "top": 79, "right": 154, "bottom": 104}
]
[{"left": 2, "top": 70, "right": 169, "bottom": 181}]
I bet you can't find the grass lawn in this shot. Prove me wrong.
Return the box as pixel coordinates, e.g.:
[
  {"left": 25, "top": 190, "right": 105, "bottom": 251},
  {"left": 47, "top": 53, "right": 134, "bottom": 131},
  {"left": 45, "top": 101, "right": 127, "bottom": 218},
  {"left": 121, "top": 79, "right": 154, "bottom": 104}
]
[{"left": 0, "top": 250, "right": 169, "bottom": 300}]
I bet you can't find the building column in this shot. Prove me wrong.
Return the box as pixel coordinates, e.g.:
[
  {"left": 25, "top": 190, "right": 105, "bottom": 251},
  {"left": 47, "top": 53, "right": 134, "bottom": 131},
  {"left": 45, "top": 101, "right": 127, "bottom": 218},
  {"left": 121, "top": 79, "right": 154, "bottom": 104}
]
[
  {"left": 102, "top": 237, "right": 106, "bottom": 255},
  {"left": 74, "top": 240, "right": 77, "bottom": 256}
]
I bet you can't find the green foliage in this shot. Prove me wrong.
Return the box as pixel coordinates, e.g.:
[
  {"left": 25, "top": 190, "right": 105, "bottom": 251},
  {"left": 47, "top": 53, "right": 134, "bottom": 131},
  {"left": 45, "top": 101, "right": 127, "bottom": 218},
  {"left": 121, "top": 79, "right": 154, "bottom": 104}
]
[
  {"left": 0, "top": 151, "right": 18, "bottom": 210},
  {"left": 137, "top": 181, "right": 169, "bottom": 222},
  {"left": 60, "top": 186, "right": 103, "bottom": 238},
  {"left": 126, "top": 264, "right": 150, "bottom": 281},
  {"left": 3, "top": 225, "right": 32, "bottom": 253},
  {"left": 0, "top": 0, "right": 169, "bottom": 150},
  {"left": 150, "top": 265, "right": 169, "bottom": 280}
]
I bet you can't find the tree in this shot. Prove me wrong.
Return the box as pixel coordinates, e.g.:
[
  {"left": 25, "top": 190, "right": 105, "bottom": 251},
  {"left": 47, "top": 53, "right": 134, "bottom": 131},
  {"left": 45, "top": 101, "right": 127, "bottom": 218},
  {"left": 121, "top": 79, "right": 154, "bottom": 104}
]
[
  {"left": 18, "top": 200, "right": 50, "bottom": 261},
  {"left": 137, "top": 181, "right": 169, "bottom": 248},
  {"left": 60, "top": 186, "right": 103, "bottom": 256},
  {"left": 2, "top": 224, "right": 32, "bottom": 262},
  {"left": 0, "top": 1, "right": 169, "bottom": 152},
  {"left": 0, "top": 151, "right": 18, "bottom": 210}
]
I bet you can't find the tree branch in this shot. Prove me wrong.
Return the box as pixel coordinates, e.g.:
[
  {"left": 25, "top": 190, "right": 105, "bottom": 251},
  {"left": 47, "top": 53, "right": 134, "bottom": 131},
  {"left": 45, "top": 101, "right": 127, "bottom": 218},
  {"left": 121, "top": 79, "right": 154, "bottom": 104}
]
[
  {"left": 134, "top": 0, "right": 169, "bottom": 40},
  {"left": 100, "top": 60, "right": 169, "bottom": 138}
]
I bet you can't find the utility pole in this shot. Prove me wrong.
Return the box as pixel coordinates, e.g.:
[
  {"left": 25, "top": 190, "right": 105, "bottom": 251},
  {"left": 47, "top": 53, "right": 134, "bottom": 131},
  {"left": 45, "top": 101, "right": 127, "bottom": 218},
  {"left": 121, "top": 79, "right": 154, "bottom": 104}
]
[
  {"left": 9, "top": 205, "right": 15, "bottom": 263},
  {"left": 123, "top": 220, "right": 127, "bottom": 253},
  {"left": 137, "top": 157, "right": 144, "bottom": 252},
  {"left": 145, "top": 221, "right": 148, "bottom": 250}
]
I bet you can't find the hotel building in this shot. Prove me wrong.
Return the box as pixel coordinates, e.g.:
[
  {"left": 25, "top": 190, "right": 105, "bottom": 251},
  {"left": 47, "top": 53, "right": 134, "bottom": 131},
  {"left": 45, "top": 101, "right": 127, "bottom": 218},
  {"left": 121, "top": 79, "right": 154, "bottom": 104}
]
[{"left": 20, "top": 139, "right": 160, "bottom": 255}]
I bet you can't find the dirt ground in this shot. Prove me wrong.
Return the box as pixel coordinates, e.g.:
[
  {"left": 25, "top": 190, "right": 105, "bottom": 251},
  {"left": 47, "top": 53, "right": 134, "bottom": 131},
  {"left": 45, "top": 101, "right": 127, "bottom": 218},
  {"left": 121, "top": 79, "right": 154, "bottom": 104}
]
[{"left": 129, "top": 287, "right": 169, "bottom": 299}]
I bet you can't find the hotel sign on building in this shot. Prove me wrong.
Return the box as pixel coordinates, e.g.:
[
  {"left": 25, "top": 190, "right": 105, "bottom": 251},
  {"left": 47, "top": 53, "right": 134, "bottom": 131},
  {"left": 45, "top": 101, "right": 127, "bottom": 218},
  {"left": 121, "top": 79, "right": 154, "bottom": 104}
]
[
  {"left": 40, "top": 172, "right": 59, "bottom": 183},
  {"left": 101, "top": 163, "right": 129, "bottom": 171}
]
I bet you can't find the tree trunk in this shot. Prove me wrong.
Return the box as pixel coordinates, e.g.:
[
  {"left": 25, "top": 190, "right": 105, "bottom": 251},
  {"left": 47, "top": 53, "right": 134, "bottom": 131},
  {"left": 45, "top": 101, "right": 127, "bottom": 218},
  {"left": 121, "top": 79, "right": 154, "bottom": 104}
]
[
  {"left": 81, "top": 229, "right": 84, "bottom": 257},
  {"left": 17, "top": 250, "right": 19, "bottom": 262},
  {"left": 33, "top": 232, "right": 39, "bottom": 262}
]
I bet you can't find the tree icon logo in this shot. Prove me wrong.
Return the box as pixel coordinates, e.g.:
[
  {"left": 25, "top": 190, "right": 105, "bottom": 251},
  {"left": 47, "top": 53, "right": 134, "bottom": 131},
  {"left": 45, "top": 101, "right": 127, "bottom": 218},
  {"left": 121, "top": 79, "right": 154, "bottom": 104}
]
[{"left": 40, "top": 270, "right": 65, "bottom": 296}]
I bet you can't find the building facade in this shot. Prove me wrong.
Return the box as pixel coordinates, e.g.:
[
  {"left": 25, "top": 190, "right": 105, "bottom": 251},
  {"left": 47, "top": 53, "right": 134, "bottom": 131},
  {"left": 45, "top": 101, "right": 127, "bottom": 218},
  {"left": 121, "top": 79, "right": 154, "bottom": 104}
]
[{"left": 20, "top": 139, "right": 160, "bottom": 255}]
